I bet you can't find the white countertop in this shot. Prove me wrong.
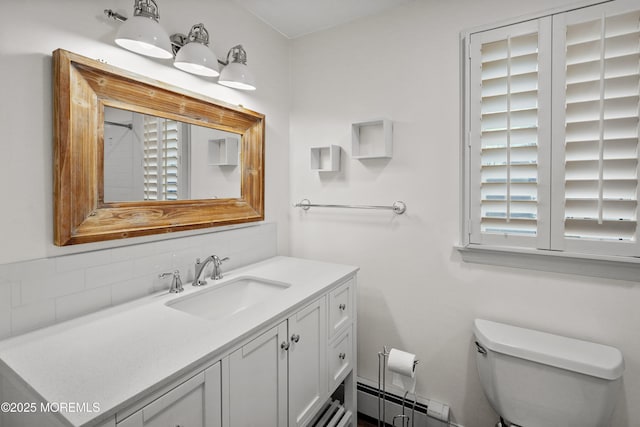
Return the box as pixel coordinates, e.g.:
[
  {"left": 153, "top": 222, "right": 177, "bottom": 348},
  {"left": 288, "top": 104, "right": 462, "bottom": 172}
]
[{"left": 0, "top": 256, "right": 358, "bottom": 427}]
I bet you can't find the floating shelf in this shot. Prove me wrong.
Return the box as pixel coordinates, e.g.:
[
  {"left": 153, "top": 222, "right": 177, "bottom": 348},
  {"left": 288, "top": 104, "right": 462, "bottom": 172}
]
[
  {"left": 310, "top": 145, "right": 341, "bottom": 172},
  {"left": 352, "top": 118, "right": 393, "bottom": 159},
  {"left": 208, "top": 137, "right": 239, "bottom": 166}
]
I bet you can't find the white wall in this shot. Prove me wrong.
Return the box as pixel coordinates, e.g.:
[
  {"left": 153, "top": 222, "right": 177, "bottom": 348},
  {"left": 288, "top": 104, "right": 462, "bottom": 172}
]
[
  {"left": 289, "top": 1, "right": 640, "bottom": 426},
  {"left": 0, "top": 0, "right": 290, "bottom": 263}
]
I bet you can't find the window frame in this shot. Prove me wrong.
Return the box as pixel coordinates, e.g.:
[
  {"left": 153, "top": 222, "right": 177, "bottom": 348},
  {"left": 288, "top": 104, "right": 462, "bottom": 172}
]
[{"left": 459, "top": 0, "right": 640, "bottom": 281}]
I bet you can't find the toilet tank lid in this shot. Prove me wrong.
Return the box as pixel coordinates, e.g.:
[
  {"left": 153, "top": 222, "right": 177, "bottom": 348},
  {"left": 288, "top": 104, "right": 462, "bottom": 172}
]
[{"left": 474, "top": 319, "right": 624, "bottom": 380}]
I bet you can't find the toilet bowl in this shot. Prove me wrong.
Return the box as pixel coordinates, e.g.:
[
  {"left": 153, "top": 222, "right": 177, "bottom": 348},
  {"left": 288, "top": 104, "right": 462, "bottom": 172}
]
[{"left": 473, "top": 319, "right": 624, "bottom": 427}]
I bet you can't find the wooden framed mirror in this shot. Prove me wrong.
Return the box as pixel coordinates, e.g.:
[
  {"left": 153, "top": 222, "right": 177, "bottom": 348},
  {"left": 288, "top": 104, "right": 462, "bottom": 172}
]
[{"left": 53, "top": 49, "right": 264, "bottom": 246}]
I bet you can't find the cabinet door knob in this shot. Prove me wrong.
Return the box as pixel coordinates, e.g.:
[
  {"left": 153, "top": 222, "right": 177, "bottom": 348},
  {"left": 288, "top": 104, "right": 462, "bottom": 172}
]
[
  {"left": 338, "top": 352, "right": 346, "bottom": 360},
  {"left": 291, "top": 334, "right": 300, "bottom": 343},
  {"left": 281, "top": 341, "right": 290, "bottom": 351},
  {"left": 339, "top": 303, "right": 346, "bottom": 310}
]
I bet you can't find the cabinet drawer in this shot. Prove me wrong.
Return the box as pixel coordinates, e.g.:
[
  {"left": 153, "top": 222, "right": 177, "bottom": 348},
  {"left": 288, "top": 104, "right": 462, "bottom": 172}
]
[
  {"left": 117, "top": 363, "right": 221, "bottom": 427},
  {"left": 328, "top": 326, "right": 353, "bottom": 392},
  {"left": 328, "top": 278, "right": 353, "bottom": 339}
]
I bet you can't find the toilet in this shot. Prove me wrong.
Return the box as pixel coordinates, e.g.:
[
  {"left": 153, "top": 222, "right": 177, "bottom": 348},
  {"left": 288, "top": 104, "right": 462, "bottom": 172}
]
[{"left": 473, "top": 319, "right": 624, "bottom": 427}]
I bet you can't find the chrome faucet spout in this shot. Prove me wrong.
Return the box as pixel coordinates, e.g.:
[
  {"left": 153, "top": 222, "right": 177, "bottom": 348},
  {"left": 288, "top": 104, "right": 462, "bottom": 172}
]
[{"left": 193, "top": 255, "right": 216, "bottom": 286}]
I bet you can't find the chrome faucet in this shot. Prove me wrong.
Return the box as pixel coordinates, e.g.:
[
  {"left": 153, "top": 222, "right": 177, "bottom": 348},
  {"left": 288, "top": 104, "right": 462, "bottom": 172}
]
[
  {"left": 193, "top": 255, "right": 230, "bottom": 286},
  {"left": 193, "top": 256, "right": 215, "bottom": 286}
]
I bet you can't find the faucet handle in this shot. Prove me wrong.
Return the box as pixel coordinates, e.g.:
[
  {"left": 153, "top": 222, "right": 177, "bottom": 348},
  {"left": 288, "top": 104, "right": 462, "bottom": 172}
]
[
  {"left": 211, "top": 255, "right": 230, "bottom": 280},
  {"left": 194, "top": 258, "right": 202, "bottom": 277},
  {"left": 160, "top": 270, "right": 184, "bottom": 294},
  {"left": 173, "top": 271, "right": 184, "bottom": 293},
  {"left": 159, "top": 271, "right": 173, "bottom": 279}
]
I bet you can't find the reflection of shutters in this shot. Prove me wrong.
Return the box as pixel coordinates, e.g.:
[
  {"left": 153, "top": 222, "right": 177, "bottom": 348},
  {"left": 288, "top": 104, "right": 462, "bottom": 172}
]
[
  {"left": 469, "top": 18, "right": 551, "bottom": 248},
  {"left": 143, "top": 116, "right": 180, "bottom": 201},
  {"left": 552, "top": 4, "right": 640, "bottom": 256}
]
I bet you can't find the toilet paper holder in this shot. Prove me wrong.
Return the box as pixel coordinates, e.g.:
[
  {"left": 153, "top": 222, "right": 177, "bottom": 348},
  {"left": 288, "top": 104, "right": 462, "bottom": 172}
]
[{"left": 378, "top": 346, "right": 419, "bottom": 427}]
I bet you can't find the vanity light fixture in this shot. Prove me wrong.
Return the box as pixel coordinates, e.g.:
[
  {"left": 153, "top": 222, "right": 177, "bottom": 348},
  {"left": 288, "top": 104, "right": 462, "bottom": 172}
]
[
  {"left": 218, "top": 45, "right": 256, "bottom": 91},
  {"left": 104, "top": 2, "right": 257, "bottom": 90},
  {"left": 172, "top": 24, "right": 220, "bottom": 77},
  {"left": 111, "top": 0, "right": 173, "bottom": 59}
]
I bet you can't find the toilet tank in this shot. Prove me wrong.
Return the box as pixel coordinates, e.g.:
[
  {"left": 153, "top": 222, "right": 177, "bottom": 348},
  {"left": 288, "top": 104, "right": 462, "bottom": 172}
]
[{"left": 473, "top": 319, "right": 624, "bottom": 427}]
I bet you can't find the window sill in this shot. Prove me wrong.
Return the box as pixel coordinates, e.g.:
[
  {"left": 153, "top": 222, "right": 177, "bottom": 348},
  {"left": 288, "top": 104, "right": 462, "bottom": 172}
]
[{"left": 456, "top": 244, "right": 640, "bottom": 282}]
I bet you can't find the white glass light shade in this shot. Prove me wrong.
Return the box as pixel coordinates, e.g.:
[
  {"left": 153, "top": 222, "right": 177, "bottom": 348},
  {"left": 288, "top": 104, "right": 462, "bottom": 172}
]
[
  {"left": 218, "top": 62, "right": 256, "bottom": 91},
  {"left": 174, "top": 42, "right": 220, "bottom": 77},
  {"left": 115, "top": 15, "right": 173, "bottom": 59}
]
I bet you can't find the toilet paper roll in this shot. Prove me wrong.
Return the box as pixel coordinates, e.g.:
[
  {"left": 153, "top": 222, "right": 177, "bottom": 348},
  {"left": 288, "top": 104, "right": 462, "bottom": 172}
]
[{"left": 388, "top": 348, "right": 417, "bottom": 393}]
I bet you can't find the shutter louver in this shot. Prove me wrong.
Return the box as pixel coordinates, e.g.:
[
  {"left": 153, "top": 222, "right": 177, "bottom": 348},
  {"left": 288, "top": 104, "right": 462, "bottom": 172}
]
[{"left": 558, "top": 8, "right": 640, "bottom": 252}]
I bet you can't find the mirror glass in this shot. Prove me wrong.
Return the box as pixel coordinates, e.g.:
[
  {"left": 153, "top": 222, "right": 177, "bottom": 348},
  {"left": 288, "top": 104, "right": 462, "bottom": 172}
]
[{"left": 103, "top": 107, "right": 241, "bottom": 202}]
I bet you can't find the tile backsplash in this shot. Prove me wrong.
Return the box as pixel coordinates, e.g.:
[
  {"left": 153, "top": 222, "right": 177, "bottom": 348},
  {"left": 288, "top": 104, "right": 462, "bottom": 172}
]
[{"left": 0, "top": 223, "right": 277, "bottom": 339}]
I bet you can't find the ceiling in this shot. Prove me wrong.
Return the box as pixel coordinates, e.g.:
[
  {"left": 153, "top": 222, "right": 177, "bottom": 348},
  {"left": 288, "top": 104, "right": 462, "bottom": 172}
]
[{"left": 232, "top": 0, "right": 414, "bottom": 39}]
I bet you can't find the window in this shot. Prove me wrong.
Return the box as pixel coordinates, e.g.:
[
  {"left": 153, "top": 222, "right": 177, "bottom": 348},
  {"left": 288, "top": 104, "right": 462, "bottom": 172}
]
[
  {"left": 463, "top": 0, "right": 640, "bottom": 262},
  {"left": 143, "top": 115, "right": 183, "bottom": 201}
]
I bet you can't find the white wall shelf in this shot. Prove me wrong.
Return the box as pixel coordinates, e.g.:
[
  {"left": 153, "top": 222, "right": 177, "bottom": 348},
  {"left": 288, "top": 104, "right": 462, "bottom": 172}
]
[
  {"left": 310, "top": 145, "right": 341, "bottom": 172},
  {"left": 351, "top": 119, "right": 392, "bottom": 159},
  {"left": 208, "top": 137, "right": 239, "bottom": 166}
]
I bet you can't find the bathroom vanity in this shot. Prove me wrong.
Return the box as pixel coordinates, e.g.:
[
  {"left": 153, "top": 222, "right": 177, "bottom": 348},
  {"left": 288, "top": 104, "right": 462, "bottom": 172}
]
[{"left": 0, "top": 256, "right": 358, "bottom": 427}]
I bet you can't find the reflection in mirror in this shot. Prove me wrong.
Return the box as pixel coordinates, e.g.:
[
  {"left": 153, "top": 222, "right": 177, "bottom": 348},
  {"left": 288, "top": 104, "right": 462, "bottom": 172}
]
[{"left": 103, "top": 107, "right": 241, "bottom": 202}]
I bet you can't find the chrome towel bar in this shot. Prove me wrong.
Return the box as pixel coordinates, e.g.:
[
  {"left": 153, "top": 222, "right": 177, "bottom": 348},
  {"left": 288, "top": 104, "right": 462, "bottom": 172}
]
[
  {"left": 294, "top": 199, "right": 406, "bottom": 215},
  {"left": 104, "top": 120, "right": 133, "bottom": 130}
]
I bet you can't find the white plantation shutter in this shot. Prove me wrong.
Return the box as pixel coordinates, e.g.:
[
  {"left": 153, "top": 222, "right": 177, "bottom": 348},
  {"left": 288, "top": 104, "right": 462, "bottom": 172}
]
[
  {"left": 143, "top": 115, "right": 181, "bottom": 201},
  {"left": 469, "top": 18, "right": 552, "bottom": 248},
  {"left": 552, "top": 3, "right": 640, "bottom": 256}
]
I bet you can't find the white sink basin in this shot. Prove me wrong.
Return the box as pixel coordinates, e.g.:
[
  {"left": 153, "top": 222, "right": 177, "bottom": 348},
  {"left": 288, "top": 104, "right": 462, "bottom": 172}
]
[{"left": 166, "top": 276, "right": 290, "bottom": 321}]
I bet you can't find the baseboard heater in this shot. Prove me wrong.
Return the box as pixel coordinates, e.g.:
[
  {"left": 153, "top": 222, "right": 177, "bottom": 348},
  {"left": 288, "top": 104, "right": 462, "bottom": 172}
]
[
  {"left": 357, "top": 382, "right": 450, "bottom": 427},
  {"left": 309, "top": 399, "right": 353, "bottom": 427}
]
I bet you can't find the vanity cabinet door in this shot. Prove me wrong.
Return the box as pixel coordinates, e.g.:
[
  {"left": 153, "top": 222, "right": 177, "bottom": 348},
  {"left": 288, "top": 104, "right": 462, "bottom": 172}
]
[
  {"left": 224, "top": 321, "right": 288, "bottom": 427},
  {"left": 117, "top": 362, "right": 222, "bottom": 427},
  {"left": 288, "top": 297, "right": 327, "bottom": 427}
]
